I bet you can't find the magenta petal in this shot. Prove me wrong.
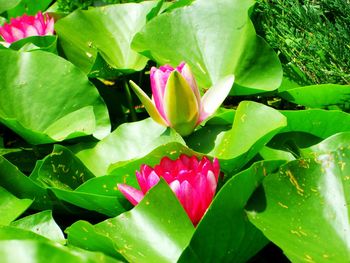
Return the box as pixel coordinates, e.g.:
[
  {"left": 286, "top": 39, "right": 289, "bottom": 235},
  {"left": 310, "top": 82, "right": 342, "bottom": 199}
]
[
  {"left": 117, "top": 184, "right": 144, "bottom": 206},
  {"left": 136, "top": 171, "right": 148, "bottom": 194}
]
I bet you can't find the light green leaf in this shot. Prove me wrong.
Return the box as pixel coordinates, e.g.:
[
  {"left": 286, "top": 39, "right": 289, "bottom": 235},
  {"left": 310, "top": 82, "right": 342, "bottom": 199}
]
[
  {"left": 67, "top": 180, "right": 195, "bottom": 262},
  {"left": 73, "top": 118, "right": 184, "bottom": 176},
  {"left": 279, "top": 84, "right": 350, "bottom": 110},
  {"left": 247, "top": 149, "right": 350, "bottom": 262},
  {"left": 0, "top": 186, "right": 32, "bottom": 225},
  {"left": 10, "top": 210, "right": 65, "bottom": 244},
  {"left": 132, "top": 0, "right": 282, "bottom": 95},
  {"left": 0, "top": 50, "right": 110, "bottom": 144},
  {"left": 55, "top": 2, "right": 158, "bottom": 75}
]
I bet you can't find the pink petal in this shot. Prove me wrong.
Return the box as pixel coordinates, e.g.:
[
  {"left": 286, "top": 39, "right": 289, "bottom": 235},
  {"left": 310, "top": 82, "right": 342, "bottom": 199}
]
[
  {"left": 146, "top": 171, "right": 160, "bottom": 189},
  {"left": 117, "top": 184, "right": 144, "bottom": 206},
  {"left": 169, "top": 180, "right": 180, "bottom": 195},
  {"left": 24, "top": 25, "right": 39, "bottom": 37},
  {"left": 206, "top": 170, "right": 218, "bottom": 198},
  {"left": 159, "top": 64, "right": 174, "bottom": 72},
  {"left": 10, "top": 26, "right": 24, "bottom": 42},
  {"left": 45, "top": 17, "right": 55, "bottom": 35},
  {"left": 178, "top": 64, "right": 201, "bottom": 105},
  {"left": 0, "top": 25, "right": 14, "bottom": 43},
  {"left": 150, "top": 68, "right": 169, "bottom": 123}
]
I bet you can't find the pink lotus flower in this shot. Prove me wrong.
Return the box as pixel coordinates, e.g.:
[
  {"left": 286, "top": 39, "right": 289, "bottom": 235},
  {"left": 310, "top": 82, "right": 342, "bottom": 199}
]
[
  {"left": 0, "top": 12, "right": 54, "bottom": 44},
  {"left": 130, "top": 62, "right": 234, "bottom": 136},
  {"left": 118, "top": 154, "right": 220, "bottom": 225}
]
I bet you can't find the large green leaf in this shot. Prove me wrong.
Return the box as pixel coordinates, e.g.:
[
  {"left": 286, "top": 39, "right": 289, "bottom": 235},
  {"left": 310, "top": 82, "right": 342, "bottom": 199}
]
[
  {"left": 6, "top": 0, "right": 53, "bottom": 17},
  {"left": 279, "top": 84, "right": 350, "bottom": 110},
  {"left": 247, "top": 149, "right": 350, "bottom": 262},
  {"left": 55, "top": 1, "right": 158, "bottom": 75},
  {"left": 132, "top": 0, "right": 282, "bottom": 95},
  {"left": 281, "top": 110, "right": 350, "bottom": 139},
  {"left": 0, "top": 0, "right": 20, "bottom": 13},
  {"left": 0, "top": 50, "right": 110, "bottom": 144},
  {"left": 187, "top": 101, "right": 287, "bottom": 172},
  {"left": 0, "top": 186, "right": 32, "bottom": 225},
  {"left": 30, "top": 145, "right": 95, "bottom": 190},
  {"left": 0, "top": 156, "right": 51, "bottom": 210},
  {"left": 10, "top": 210, "right": 65, "bottom": 244},
  {"left": 0, "top": 240, "right": 121, "bottom": 263},
  {"left": 9, "top": 35, "right": 58, "bottom": 53},
  {"left": 301, "top": 132, "right": 350, "bottom": 157},
  {"left": 49, "top": 142, "right": 197, "bottom": 217},
  {"left": 179, "top": 160, "right": 285, "bottom": 263},
  {"left": 67, "top": 180, "right": 195, "bottom": 262},
  {"left": 73, "top": 118, "right": 184, "bottom": 176}
]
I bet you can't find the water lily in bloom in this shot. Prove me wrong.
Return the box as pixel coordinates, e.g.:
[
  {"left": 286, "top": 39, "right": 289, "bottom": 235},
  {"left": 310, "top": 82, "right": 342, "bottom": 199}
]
[
  {"left": 118, "top": 154, "right": 220, "bottom": 225},
  {"left": 130, "top": 62, "right": 234, "bottom": 136},
  {"left": 0, "top": 12, "right": 54, "bottom": 45}
]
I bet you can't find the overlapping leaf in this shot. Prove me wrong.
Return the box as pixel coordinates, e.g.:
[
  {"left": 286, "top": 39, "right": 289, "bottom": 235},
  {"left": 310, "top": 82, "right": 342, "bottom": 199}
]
[
  {"left": 247, "top": 147, "right": 350, "bottom": 262},
  {"left": 132, "top": 0, "right": 282, "bottom": 95},
  {"left": 0, "top": 50, "right": 110, "bottom": 144},
  {"left": 55, "top": 1, "right": 159, "bottom": 76},
  {"left": 67, "top": 180, "right": 195, "bottom": 263},
  {"left": 279, "top": 84, "right": 350, "bottom": 110},
  {"left": 187, "top": 101, "right": 287, "bottom": 172},
  {"left": 179, "top": 160, "right": 285, "bottom": 263},
  {"left": 73, "top": 118, "right": 184, "bottom": 176}
]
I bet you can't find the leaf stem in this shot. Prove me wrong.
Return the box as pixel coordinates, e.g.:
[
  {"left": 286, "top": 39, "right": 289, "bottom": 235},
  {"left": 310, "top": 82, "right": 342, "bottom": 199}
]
[{"left": 123, "top": 79, "right": 137, "bottom": 122}]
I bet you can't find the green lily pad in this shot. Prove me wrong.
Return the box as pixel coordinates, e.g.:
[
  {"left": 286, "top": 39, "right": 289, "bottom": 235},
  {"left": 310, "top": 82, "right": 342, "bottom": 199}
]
[
  {"left": 187, "top": 101, "right": 287, "bottom": 172},
  {"left": 6, "top": 0, "right": 53, "bottom": 17},
  {"left": 73, "top": 118, "right": 184, "bottom": 176},
  {"left": 281, "top": 109, "right": 350, "bottom": 139},
  {"left": 132, "top": 0, "right": 282, "bottom": 95},
  {"left": 0, "top": 49, "right": 110, "bottom": 144},
  {"left": 0, "top": 186, "right": 32, "bottom": 225},
  {"left": 30, "top": 145, "right": 95, "bottom": 190},
  {"left": 279, "top": 84, "right": 350, "bottom": 110},
  {"left": 179, "top": 160, "right": 285, "bottom": 263},
  {"left": 247, "top": 149, "right": 350, "bottom": 262},
  {"left": 0, "top": 240, "right": 122, "bottom": 263},
  {"left": 49, "top": 142, "right": 198, "bottom": 217},
  {"left": 67, "top": 180, "right": 195, "bottom": 262},
  {"left": 0, "top": 156, "right": 51, "bottom": 210},
  {"left": 55, "top": 1, "right": 158, "bottom": 75},
  {"left": 9, "top": 35, "right": 57, "bottom": 53},
  {"left": 0, "top": 0, "right": 20, "bottom": 13},
  {"left": 10, "top": 210, "right": 65, "bottom": 244}
]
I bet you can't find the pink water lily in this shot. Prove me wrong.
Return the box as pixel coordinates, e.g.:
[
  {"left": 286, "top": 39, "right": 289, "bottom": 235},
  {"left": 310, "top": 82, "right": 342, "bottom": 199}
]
[
  {"left": 130, "top": 62, "right": 234, "bottom": 136},
  {"left": 0, "top": 12, "right": 54, "bottom": 45},
  {"left": 118, "top": 154, "right": 220, "bottom": 226}
]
